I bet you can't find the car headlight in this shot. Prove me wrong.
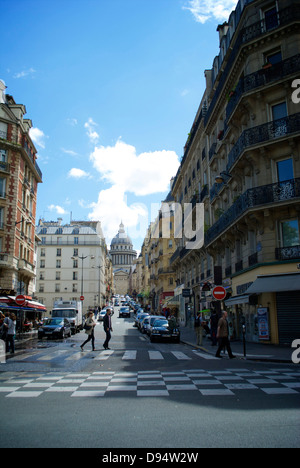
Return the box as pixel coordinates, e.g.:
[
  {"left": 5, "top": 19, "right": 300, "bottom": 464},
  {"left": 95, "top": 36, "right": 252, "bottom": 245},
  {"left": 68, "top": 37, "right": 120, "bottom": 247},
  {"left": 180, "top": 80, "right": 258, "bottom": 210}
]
[{"left": 54, "top": 327, "right": 62, "bottom": 332}]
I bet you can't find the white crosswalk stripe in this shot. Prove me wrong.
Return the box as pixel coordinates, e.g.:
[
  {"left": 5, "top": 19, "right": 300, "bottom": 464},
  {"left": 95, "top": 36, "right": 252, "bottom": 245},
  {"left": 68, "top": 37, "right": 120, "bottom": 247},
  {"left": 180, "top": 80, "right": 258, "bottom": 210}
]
[
  {"left": 122, "top": 350, "right": 137, "bottom": 360},
  {"left": 94, "top": 350, "right": 114, "bottom": 360},
  {"left": 193, "top": 350, "right": 219, "bottom": 360},
  {"left": 13, "top": 348, "right": 225, "bottom": 363},
  {"left": 148, "top": 351, "right": 164, "bottom": 360},
  {"left": 171, "top": 351, "right": 191, "bottom": 360}
]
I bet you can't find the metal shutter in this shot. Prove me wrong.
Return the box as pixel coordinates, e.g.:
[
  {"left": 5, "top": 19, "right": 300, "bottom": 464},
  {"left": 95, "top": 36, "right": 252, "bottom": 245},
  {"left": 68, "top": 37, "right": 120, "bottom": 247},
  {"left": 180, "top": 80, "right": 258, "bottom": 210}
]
[{"left": 276, "top": 291, "right": 300, "bottom": 345}]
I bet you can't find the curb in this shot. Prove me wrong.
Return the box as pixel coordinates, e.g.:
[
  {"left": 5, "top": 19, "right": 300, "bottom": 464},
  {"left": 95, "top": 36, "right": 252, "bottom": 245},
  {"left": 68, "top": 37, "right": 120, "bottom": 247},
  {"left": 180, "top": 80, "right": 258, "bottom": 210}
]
[{"left": 180, "top": 339, "right": 293, "bottom": 364}]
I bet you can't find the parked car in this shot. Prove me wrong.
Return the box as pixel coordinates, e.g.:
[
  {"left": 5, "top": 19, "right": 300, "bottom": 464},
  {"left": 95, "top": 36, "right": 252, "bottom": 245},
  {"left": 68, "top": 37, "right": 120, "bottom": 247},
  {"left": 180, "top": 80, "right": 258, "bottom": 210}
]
[
  {"left": 119, "top": 307, "right": 130, "bottom": 318},
  {"left": 150, "top": 319, "right": 180, "bottom": 343},
  {"left": 134, "top": 311, "right": 146, "bottom": 327},
  {"left": 137, "top": 313, "right": 150, "bottom": 331},
  {"left": 140, "top": 315, "right": 165, "bottom": 335},
  {"left": 38, "top": 318, "right": 72, "bottom": 340},
  {"left": 97, "top": 310, "right": 107, "bottom": 321}
]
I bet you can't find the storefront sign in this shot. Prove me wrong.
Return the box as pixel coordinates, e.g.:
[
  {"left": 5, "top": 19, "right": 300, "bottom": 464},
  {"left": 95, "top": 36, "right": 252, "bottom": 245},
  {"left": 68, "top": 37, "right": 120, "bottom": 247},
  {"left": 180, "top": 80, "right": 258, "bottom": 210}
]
[
  {"left": 257, "top": 307, "right": 270, "bottom": 341},
  {"left": 182, "top": 289, "right": 191, "bottom": 298}
]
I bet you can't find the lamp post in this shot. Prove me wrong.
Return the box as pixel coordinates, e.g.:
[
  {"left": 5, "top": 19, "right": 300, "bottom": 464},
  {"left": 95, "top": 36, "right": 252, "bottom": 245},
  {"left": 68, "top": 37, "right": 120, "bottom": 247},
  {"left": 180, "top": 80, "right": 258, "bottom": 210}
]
[
  {"left": 215, "top": 171, "right": 232, "bottom": 184},
  {"left": 92, "top": 265, "right": 104, "bottom": 309},
  {"left": 71, "top": 254, "right": 95, "bottom": 301}
]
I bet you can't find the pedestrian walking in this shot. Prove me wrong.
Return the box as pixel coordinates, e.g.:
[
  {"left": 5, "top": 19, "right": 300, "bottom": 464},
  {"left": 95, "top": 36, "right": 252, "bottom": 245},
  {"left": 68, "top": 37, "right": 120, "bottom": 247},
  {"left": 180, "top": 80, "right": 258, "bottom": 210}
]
[
  {"left": 3, "top": 312, "right": 16, "bottom": 354},
  {"left": 194, "top": 312, "right": 203, "bottom": 347},
  {"left": 81, "top": 312, "right": 96, "bottom": 351},
  {"left": 103, "top": 308, "right": 113, "bottom": 350},
  {"left": 215, "top": 310, "right": 236, "bottom": 359}
]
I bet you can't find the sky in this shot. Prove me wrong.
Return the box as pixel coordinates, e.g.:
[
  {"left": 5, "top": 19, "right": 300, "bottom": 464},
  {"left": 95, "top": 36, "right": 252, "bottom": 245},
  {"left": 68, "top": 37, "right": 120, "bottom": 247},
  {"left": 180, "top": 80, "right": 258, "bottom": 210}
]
[{"left": 0, "top": 0, "right": 238, "bottom": 252}]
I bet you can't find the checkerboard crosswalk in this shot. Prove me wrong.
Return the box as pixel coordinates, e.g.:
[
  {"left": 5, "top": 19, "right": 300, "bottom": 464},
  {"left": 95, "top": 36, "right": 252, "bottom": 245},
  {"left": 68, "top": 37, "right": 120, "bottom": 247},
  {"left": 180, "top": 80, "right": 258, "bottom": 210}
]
[{"left": 0, "top": 368, "right": 299, "bottom": 398}]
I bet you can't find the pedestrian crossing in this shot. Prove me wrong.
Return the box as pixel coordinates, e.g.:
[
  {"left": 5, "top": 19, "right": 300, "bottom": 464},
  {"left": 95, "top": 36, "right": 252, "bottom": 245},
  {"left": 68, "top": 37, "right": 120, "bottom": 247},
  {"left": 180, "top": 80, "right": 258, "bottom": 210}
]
[
  {"left": 0, "top": 368, "right": 299, "bottom": 399},
  {"left": 8, "top": 348, "right": 220, "bottom": 363}
]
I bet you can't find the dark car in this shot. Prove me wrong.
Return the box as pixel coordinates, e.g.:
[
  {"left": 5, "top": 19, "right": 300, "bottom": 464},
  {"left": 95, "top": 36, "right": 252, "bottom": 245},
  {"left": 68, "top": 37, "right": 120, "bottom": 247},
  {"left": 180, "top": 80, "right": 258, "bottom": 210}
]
[
  {"left": 150, "top": 319, "right": 180, "bottom": 343},
  {"left": 38, "top": 318, "right": 72, "bottom": 339},
  {"left": 119, "top": 307, "right": 130, "bottom": 318}
]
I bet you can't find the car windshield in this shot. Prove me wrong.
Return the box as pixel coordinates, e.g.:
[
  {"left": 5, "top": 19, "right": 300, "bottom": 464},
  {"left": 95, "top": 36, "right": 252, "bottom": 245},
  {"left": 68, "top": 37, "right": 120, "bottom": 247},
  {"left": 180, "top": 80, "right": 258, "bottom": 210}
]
[
  {"left": 120, "top": 307, "right": 129, "bottom": 311},
  {"left": 153, "top": 320, "right": 168, "bottom": 327},
  {"left": 44, "top": 318, "right": 64, "bottom": 326},
  {"left": 150, "top": 316, "right": 164, "bottom": 325}
]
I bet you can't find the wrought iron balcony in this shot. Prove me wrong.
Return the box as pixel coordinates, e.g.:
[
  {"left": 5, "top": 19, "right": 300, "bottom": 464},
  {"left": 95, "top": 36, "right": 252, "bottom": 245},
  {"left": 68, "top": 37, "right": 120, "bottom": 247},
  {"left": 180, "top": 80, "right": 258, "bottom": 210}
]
[
  {"left": 226, "top": 54, "right": 300, "bottom": 124},
  {"left": 275, "top": 245, "right": 300, "bottom": 261},
  {"left": 205, "top": 178, "right": 300, "bottom": 246}
]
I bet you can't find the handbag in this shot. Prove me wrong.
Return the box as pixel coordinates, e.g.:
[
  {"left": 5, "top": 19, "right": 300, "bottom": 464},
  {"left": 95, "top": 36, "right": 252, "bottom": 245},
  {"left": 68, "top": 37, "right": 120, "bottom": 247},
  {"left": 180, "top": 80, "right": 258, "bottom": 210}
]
[{"left": 83, "top": 323, "right": 92, "bottom": 331}]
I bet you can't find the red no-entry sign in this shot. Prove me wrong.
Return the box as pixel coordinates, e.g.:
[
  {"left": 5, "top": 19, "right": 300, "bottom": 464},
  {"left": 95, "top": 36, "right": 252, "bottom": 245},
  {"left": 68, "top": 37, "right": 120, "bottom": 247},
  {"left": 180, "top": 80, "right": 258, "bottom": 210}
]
[
  {"left": 212, "top": 286, "right": 226, "bottom": 301},
  {"left": 15, "top": 295, "right": 26, "bottom": 306}
]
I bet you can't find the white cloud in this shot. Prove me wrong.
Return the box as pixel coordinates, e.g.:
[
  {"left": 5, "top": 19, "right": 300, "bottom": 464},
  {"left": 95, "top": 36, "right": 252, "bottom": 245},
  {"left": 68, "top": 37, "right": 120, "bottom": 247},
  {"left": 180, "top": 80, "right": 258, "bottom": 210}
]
[
  {"left": 84, "top": 118, "right": 100, "bottom": 144},
  {"left": 183, "top": 0, "right": 237, "bottom": 23},
  {"left": 68, "top": 168, "right": 91, "bottom": 179},
  {"left": 88, "top": 139, "right": 180, "bottom": 245},
  {"left": 29, "top": 127, "right": 47, "bottom": 149},
  {"left": 90, "top": 139, "right": 179, "bottom": 196},
  {"left": 61, "top": 148, "right": 78, "bottom": 156},
  {"left": 88, "top": 186, "right": 149, "bottom": 245},
  {"left": 13, "top": 68, "right": 36, "bottom": 79},
  {"left": 48, "top": 204, "right": 68, "bottom": 215},
  {"left": 66, "top": 118, "right": 78, "bottom": 126}
]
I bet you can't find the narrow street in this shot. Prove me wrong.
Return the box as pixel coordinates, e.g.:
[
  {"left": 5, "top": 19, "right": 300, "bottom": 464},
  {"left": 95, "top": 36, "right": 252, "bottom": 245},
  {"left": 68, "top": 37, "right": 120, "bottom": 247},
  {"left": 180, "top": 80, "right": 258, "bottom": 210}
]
[{"left": 0, "top": 310, "right": 299, "bottom": 448}]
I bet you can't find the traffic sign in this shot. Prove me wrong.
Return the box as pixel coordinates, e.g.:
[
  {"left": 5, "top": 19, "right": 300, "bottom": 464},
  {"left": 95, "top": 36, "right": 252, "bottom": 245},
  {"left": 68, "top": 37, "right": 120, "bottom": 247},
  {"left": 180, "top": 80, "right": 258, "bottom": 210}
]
[
  {"left": 80, "top": 296, "right": 84, "bottom": 301},
  {"left": 212, "top": 286, "right": 226, "bottom": 301},
  {"left": 15, "top": 295, "right": 26, "bottom": 306}
]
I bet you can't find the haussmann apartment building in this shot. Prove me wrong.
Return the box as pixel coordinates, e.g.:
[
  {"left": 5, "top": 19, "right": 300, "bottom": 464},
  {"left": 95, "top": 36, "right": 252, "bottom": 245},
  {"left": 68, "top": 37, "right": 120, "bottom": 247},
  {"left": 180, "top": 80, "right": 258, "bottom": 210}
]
[{"left": 169, "top": 0, "right": 300, "bottom": 346}]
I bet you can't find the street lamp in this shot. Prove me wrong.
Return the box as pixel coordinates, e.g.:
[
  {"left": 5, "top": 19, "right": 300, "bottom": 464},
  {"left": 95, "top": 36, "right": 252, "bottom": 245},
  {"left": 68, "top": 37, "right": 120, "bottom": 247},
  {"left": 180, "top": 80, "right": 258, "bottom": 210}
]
[
  {"left": 71, "top": 254, "right": 95, "bottom": 298},
  {"left": 92, "top": 264, "right": 104, "bottom": 309},
  {"left": 215, "top": 171, "right": 232, "bottom": 184}
]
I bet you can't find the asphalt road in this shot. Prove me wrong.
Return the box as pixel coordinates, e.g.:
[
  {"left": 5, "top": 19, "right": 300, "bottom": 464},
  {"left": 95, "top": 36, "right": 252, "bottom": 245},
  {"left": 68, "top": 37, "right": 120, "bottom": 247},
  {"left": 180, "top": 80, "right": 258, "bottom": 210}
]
[{"left": 0, "top": 310, "right": 299, "bottom": 449}]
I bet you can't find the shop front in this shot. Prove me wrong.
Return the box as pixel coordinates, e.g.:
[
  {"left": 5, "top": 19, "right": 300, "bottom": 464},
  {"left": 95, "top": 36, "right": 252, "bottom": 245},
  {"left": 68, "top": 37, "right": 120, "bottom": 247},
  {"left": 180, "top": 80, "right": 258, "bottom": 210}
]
[{"left": 0, "top": 296, "right": 47, "bottom": 339}]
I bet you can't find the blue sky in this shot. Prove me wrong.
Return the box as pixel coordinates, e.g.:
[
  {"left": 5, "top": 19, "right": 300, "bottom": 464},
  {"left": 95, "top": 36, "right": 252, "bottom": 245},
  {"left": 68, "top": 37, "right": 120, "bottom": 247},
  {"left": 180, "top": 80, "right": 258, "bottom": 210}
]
[{"left": 1, "top": 0, "right": 237, "bottom": 251}]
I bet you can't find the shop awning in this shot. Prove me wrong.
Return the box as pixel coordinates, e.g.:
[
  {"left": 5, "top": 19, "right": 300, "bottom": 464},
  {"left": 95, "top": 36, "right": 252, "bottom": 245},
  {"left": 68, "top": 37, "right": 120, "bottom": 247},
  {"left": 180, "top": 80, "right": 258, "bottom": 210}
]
[
  {"left": 245, "top": 273, "right": 300, "bottom": 294},
  {"left": 225, "top": 294, "right": 251, "bottom": 306},
  {"left": 0, "top": 296, "right": 46, "bottom": 311}
]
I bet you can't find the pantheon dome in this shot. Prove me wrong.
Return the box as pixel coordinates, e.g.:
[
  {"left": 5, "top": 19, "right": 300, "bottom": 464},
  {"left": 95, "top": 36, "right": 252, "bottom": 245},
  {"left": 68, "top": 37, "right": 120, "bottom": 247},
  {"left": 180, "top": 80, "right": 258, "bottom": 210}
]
[{"left": 110, "top": 222, "right": 137, "bottom": 272}]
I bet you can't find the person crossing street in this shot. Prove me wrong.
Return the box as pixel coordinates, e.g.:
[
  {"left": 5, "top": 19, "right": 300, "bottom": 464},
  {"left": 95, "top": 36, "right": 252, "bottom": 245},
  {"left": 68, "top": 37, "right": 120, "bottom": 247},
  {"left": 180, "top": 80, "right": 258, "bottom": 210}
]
[{"left": 103, "top": 308, "right": 113, "bottom": 350}]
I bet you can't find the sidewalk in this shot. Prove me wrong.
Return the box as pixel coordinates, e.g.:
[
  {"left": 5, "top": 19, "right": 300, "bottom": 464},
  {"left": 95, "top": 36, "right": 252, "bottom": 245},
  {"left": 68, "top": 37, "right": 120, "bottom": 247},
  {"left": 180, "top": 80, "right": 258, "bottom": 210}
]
[{"left": 180, "top": 325, "right": 295, "bottom": 363}]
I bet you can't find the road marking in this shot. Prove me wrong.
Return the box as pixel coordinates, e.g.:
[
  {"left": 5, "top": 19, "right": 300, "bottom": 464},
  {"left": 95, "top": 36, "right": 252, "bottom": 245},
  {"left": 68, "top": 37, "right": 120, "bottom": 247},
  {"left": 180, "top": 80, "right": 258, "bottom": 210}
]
[
  {"left": 171, "top": 351, "right": 191, "bottom": 360},
  {"left": 193, "top": 350, "right": 219, "bottom": 360},
  {"left": 94, "top": 350, "right": 114, "bottom": 360},
  {"left": 148, "top": 351, "right": 164, "bottom": 360},
  {"left": 122, "top": 350, "right": 137, "bottom": 360},
  {"left": 37, "top": 350, "right": 69, "bottom": 361}
]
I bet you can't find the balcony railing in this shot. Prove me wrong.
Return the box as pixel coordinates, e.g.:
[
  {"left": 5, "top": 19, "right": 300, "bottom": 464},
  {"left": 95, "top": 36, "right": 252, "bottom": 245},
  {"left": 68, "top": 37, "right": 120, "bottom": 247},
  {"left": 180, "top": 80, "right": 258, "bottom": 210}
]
[
  {"left": 226, "top": 54, "right": 300, "bottom": 124},
  {"left": 227, "top": 113, "right": 300, "bottom": 174},
  {"left": 204, "top": 4, "right": 300, "bottom": 127},
  {"left": 210, "top": 113, "right": 300, "bottom": 202},
  {"left": 205, "top": 178, "right": 300, "bottom": 246},
  {"left": 275, "top": 245, "right": 300, "bottom": 261}
]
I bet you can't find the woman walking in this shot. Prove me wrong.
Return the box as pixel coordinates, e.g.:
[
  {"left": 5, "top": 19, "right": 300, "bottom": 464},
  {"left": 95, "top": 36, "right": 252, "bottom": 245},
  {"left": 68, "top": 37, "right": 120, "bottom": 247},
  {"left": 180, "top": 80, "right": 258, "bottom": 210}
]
[{"left": 80, "top": 311, "right": 96, "bottom": 351}]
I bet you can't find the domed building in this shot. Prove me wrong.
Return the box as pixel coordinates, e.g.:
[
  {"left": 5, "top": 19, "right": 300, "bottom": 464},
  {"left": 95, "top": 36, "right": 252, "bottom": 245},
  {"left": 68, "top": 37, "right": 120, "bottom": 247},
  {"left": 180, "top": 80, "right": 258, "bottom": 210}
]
[{"left": 110, "top": 223, "right": 137, "bottom": 295}]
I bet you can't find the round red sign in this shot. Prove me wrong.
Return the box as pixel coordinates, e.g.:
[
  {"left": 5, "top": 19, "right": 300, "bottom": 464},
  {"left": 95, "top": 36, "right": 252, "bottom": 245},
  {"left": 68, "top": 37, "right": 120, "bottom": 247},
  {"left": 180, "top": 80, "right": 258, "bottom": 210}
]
[
  {"left": 80, "top": 296, "right": 84, "bottom": 301},
  {"left": 15, "top": 295, "right": 26, "bottom": 306},
  {"left": 212, "top": 286, "right": 226, "bottom": 301}
]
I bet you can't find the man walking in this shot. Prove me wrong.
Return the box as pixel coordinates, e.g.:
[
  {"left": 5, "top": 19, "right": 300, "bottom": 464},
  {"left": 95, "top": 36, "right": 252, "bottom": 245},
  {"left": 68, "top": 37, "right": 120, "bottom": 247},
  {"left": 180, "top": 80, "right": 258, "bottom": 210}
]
[
  {"left": 215, "top": 310, "right": 236, "bottom": 359},
  {"left": 103, "top": 308, "right": 113, "bottom": 350}
]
